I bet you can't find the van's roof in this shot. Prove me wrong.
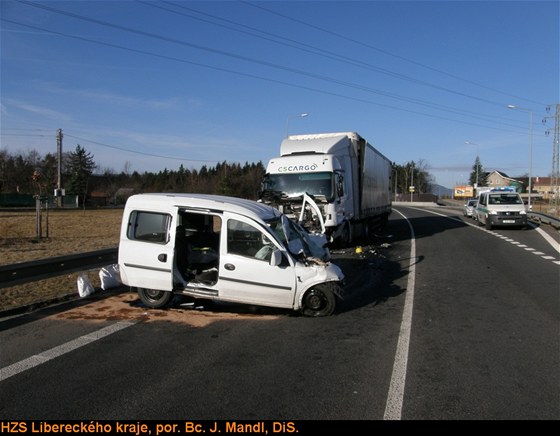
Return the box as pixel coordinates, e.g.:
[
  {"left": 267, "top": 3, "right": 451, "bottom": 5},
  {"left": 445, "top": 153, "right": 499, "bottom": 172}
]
[{"left": 125, "top": 193, "right": 283, "bottom": 221}]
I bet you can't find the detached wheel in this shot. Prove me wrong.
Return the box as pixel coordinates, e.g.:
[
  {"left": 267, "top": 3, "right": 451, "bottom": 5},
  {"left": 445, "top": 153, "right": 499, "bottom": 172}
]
[
  {"left": 137, "top": 288, "right": 173, "bottom": 308},
  {"left": 302, "top": 283, "right": 338, "bottom": 317}
]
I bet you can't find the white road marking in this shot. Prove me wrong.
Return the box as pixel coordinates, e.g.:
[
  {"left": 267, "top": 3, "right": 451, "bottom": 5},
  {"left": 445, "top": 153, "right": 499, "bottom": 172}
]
[
  {"left": 532, "top": 225, "right": 560, "bottom": 254},
  {"left": 384, "top": 209, "right": 416, "bottom": 420},
  {"left": 0, "top": 321, "right": 136, "bottom": 382},
  {"left": 383, "top": 206, "right": 557, "bottom": 418},
  {"left": 409, "top": 206, "right": 559, "bottom": 265}
]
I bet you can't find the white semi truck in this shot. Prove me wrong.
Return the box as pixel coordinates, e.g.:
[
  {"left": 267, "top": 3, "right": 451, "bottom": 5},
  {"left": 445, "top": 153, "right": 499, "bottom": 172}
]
[{"left": 260, "top": 132, "right": 392, "bottom": 245}]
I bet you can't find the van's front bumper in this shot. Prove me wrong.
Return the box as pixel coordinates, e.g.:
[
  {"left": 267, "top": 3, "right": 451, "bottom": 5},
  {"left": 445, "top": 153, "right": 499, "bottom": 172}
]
[{"left": 489, "top": 214, "right": 527, "bottom": 227}]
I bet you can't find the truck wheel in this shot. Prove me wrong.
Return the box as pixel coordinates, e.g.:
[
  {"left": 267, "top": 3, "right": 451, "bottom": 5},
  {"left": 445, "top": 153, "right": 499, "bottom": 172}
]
[
  {"left": 137, "top": 288, "right": 173, "bottom": 308},
  {"left": 336, "top": 222, "right": 352, "bottom": 248},
  {"left": 485, "top": 219, "right": 492, "bottom": 230},
  {"left": 362, "top": 220, "right": 371, "bottom": 241},
  {"left": 302, "top": 283, "right": 337, "bottom": 317}
]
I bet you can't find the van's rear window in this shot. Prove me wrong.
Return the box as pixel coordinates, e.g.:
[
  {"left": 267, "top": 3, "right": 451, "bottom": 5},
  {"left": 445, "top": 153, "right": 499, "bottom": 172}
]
[{"left": 128, "top": 211, "right": 171, "bottom": 243}]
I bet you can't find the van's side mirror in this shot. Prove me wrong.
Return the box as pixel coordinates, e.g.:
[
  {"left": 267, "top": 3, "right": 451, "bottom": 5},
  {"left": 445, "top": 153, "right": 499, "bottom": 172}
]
[{"left": 270, "top": 249, "right": 283, "bottom": 267}]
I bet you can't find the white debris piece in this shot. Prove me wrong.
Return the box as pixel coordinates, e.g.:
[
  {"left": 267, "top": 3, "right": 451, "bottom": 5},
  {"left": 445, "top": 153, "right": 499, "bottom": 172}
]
[
  {"left": 99, "top": 264, "right": 122, "bottom": 290},
  {"left": 77, "top": 274, "right": 95, "bottom": 298}
]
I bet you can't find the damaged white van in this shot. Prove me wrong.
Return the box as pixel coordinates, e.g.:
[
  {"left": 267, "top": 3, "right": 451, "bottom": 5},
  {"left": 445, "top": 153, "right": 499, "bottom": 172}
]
[{"left": 118, "top": 194, "right": 345, "bottom": 316}]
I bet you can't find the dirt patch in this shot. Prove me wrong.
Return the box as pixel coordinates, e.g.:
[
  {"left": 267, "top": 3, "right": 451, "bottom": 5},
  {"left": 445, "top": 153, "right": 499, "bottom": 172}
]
[{"left": 53, "top": 291, "right": 282, "bottom": 327}]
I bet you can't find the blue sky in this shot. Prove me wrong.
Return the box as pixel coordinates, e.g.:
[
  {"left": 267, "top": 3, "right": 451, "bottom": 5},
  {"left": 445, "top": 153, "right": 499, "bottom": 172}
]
[{"left": 1, "top": 0, "right": 558, "bottom": 189}]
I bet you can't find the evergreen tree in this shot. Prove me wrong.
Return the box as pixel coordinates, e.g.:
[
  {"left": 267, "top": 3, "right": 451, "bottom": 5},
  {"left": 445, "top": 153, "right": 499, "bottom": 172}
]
[
  {"left": 66, "top": 145, "right": 96, "bottom": 207},
  {"left": 469, "top": 156, "right": 486, "bottom": 187}
]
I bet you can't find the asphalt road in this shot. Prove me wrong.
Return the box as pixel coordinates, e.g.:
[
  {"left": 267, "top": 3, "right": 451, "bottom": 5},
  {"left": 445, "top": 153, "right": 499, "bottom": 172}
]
[{"left": 0, "top": 205, "right": 558, "bottom": 421}]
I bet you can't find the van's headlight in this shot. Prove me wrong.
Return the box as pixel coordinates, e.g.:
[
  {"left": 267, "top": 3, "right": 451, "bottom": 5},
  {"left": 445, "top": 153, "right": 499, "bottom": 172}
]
[
  {"left": 520, "top": 210, "right": 527, "bottom": 215},
  {"left": 489, "top": 210, "right": 498, "bottom": 215}
]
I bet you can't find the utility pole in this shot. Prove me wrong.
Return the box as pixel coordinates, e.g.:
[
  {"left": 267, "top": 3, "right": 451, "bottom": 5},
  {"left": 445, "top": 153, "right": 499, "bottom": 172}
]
[
  {"left": 410, "top": 163, "right": 414, "bottom": 202},
  {"left": 543, "top": 104, "right": 559, "bottom": 212},
  {"left": 56, "top": 128, "right": 63, "bottom": 207}
]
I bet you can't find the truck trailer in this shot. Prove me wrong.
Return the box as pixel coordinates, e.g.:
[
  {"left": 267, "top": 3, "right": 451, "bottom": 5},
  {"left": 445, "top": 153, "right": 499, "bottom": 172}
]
[{"left": 260, "top": 132, "right": 392, "bottom": 245}]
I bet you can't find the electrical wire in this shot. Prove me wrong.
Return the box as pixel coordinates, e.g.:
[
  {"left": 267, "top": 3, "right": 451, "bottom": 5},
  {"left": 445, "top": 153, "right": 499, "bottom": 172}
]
[
  {"left": 1, "top": 17, "right": 536, "bottom": 137},
  {"left": 242, "top": 0, "right": 548, "bottom": 107}
]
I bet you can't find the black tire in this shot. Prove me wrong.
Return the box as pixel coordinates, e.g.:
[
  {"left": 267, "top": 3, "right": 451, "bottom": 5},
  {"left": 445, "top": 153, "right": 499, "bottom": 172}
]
[
  {"left": 302, "top": 283, "right": 338, "bottom": 317},
  {"left": 363, "top": 220, "right": 372, "bottom": 242},
  {"left": 335, "top": 222, "right": 352, "bottom": 248},
  {"left": 137, "top": 288, "right": 173, "bottom": 308},
  {"left": 485, "top": 218, "right": 492, "bottom": 230}
]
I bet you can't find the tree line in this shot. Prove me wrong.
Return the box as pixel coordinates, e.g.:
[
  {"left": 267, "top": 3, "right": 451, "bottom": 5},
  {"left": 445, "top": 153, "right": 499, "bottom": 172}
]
[
  {"left": 391, "top": 160, "right": 434, "bottom": 197},
  {"left": 1, "top": 145, "right": 438, "bottom": 205},
  {"left": 0, "top": 146, "right": 267, "bottom": 204}
]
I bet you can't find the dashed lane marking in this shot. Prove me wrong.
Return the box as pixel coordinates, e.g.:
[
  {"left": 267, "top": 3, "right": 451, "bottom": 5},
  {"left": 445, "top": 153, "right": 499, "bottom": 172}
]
[{"left": 408, "top": 206, "right": 560, "bottom": 266}]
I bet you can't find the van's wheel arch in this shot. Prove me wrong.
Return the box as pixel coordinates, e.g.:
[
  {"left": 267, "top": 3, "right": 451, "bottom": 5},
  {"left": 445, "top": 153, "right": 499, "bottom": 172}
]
[
  {"left": 137, "top": 287, "right": 173, "bottom": 308},
  {"left": 302, "top": 283, "right": 339, "bottom": 317}
]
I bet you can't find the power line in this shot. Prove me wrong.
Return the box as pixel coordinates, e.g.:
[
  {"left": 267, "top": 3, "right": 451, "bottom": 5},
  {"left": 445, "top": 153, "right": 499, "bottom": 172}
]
[
  {"left": 146, "top": 0, "right": 516, "bottom": 109},
  {"left": 1, "top": 17, "right": 543, "bottom": 137},
  {"left": 138, "top": 0, "right": 529, "bottom": 126},
  {"left": 13, "top": 0, "right": 544, "bottom": 125},
  {"left": 63, "top": 133, "right": 221, "bottom": 164},
  {"left": 4, "top": 1, "right": 539, "bottom": 133},
  {"left": 242, "top": 0, "right": 548, "bottom": 107}
]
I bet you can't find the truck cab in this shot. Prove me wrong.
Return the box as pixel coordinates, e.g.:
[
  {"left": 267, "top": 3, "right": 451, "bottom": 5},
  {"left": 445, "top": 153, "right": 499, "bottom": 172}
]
[
  {"left": 474, "top": 187, "right": 528, "bottom": 230},
  {"left": 118, "top": 194, "right": 344, "bottom": 316},
  {"left": 260, "top": 132, "right": 392, "bottom": 246},
  {"left": 261, "top": 153, "right": 346, "bottom": 235}
]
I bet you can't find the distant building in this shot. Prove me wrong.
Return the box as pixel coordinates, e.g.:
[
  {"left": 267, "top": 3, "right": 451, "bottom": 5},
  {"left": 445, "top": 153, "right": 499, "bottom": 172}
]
[
  {"left": 114, "top": 188, "right": 135, "bottom": 205},
  {"left": 485, "top": 170, "right": 524, "bottom": 191},
  {"left": 89, "top": 191, "right": 108, "bottom": 207},
  {"left": 454, "top": 170, "right": 525, "bottom": 199},
  {"left": 532, "top": 177, "right": 558, "bottom": 200}
]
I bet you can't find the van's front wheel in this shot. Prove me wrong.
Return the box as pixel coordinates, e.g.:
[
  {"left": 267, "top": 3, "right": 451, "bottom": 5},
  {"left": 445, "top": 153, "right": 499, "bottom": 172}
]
[
  {"left": 137, "top": 288, "right": 173, "bottom": 308},
  {"left": 302, "top": 283, "right": 338, "bottom": 317}
]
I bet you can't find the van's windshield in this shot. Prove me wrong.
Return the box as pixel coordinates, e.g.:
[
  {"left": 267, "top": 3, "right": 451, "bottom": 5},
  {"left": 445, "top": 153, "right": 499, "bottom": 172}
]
[
  {"left": 265, "top": 215, "right": 329, "bottom": 261},
  {"left": 489, "top": 194, "right": 523, "bottom": 205}
]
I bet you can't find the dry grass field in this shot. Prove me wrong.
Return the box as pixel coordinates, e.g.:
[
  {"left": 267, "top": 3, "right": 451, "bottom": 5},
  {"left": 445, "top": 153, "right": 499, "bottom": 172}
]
[{"left": 0, "top": 208, "right": 123, "bottom": 312}]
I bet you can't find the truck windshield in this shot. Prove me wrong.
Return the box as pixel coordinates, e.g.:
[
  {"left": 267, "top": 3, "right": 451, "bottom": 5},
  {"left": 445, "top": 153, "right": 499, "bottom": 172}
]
[
  {"left": 263, "top": 172, "right": 333, "bottom": 200},
  {"left": 489, "top": 194, "right": 523, "bottom": 205}
]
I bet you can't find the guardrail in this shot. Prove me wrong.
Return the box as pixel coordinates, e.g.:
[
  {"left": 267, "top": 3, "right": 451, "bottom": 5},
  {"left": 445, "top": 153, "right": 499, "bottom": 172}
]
[
  {"left": 0, "top": 248, "right": 118, "bottom": 290},
  {"left": 528, "top": 212, "right": 560, "bottom": 230}
]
